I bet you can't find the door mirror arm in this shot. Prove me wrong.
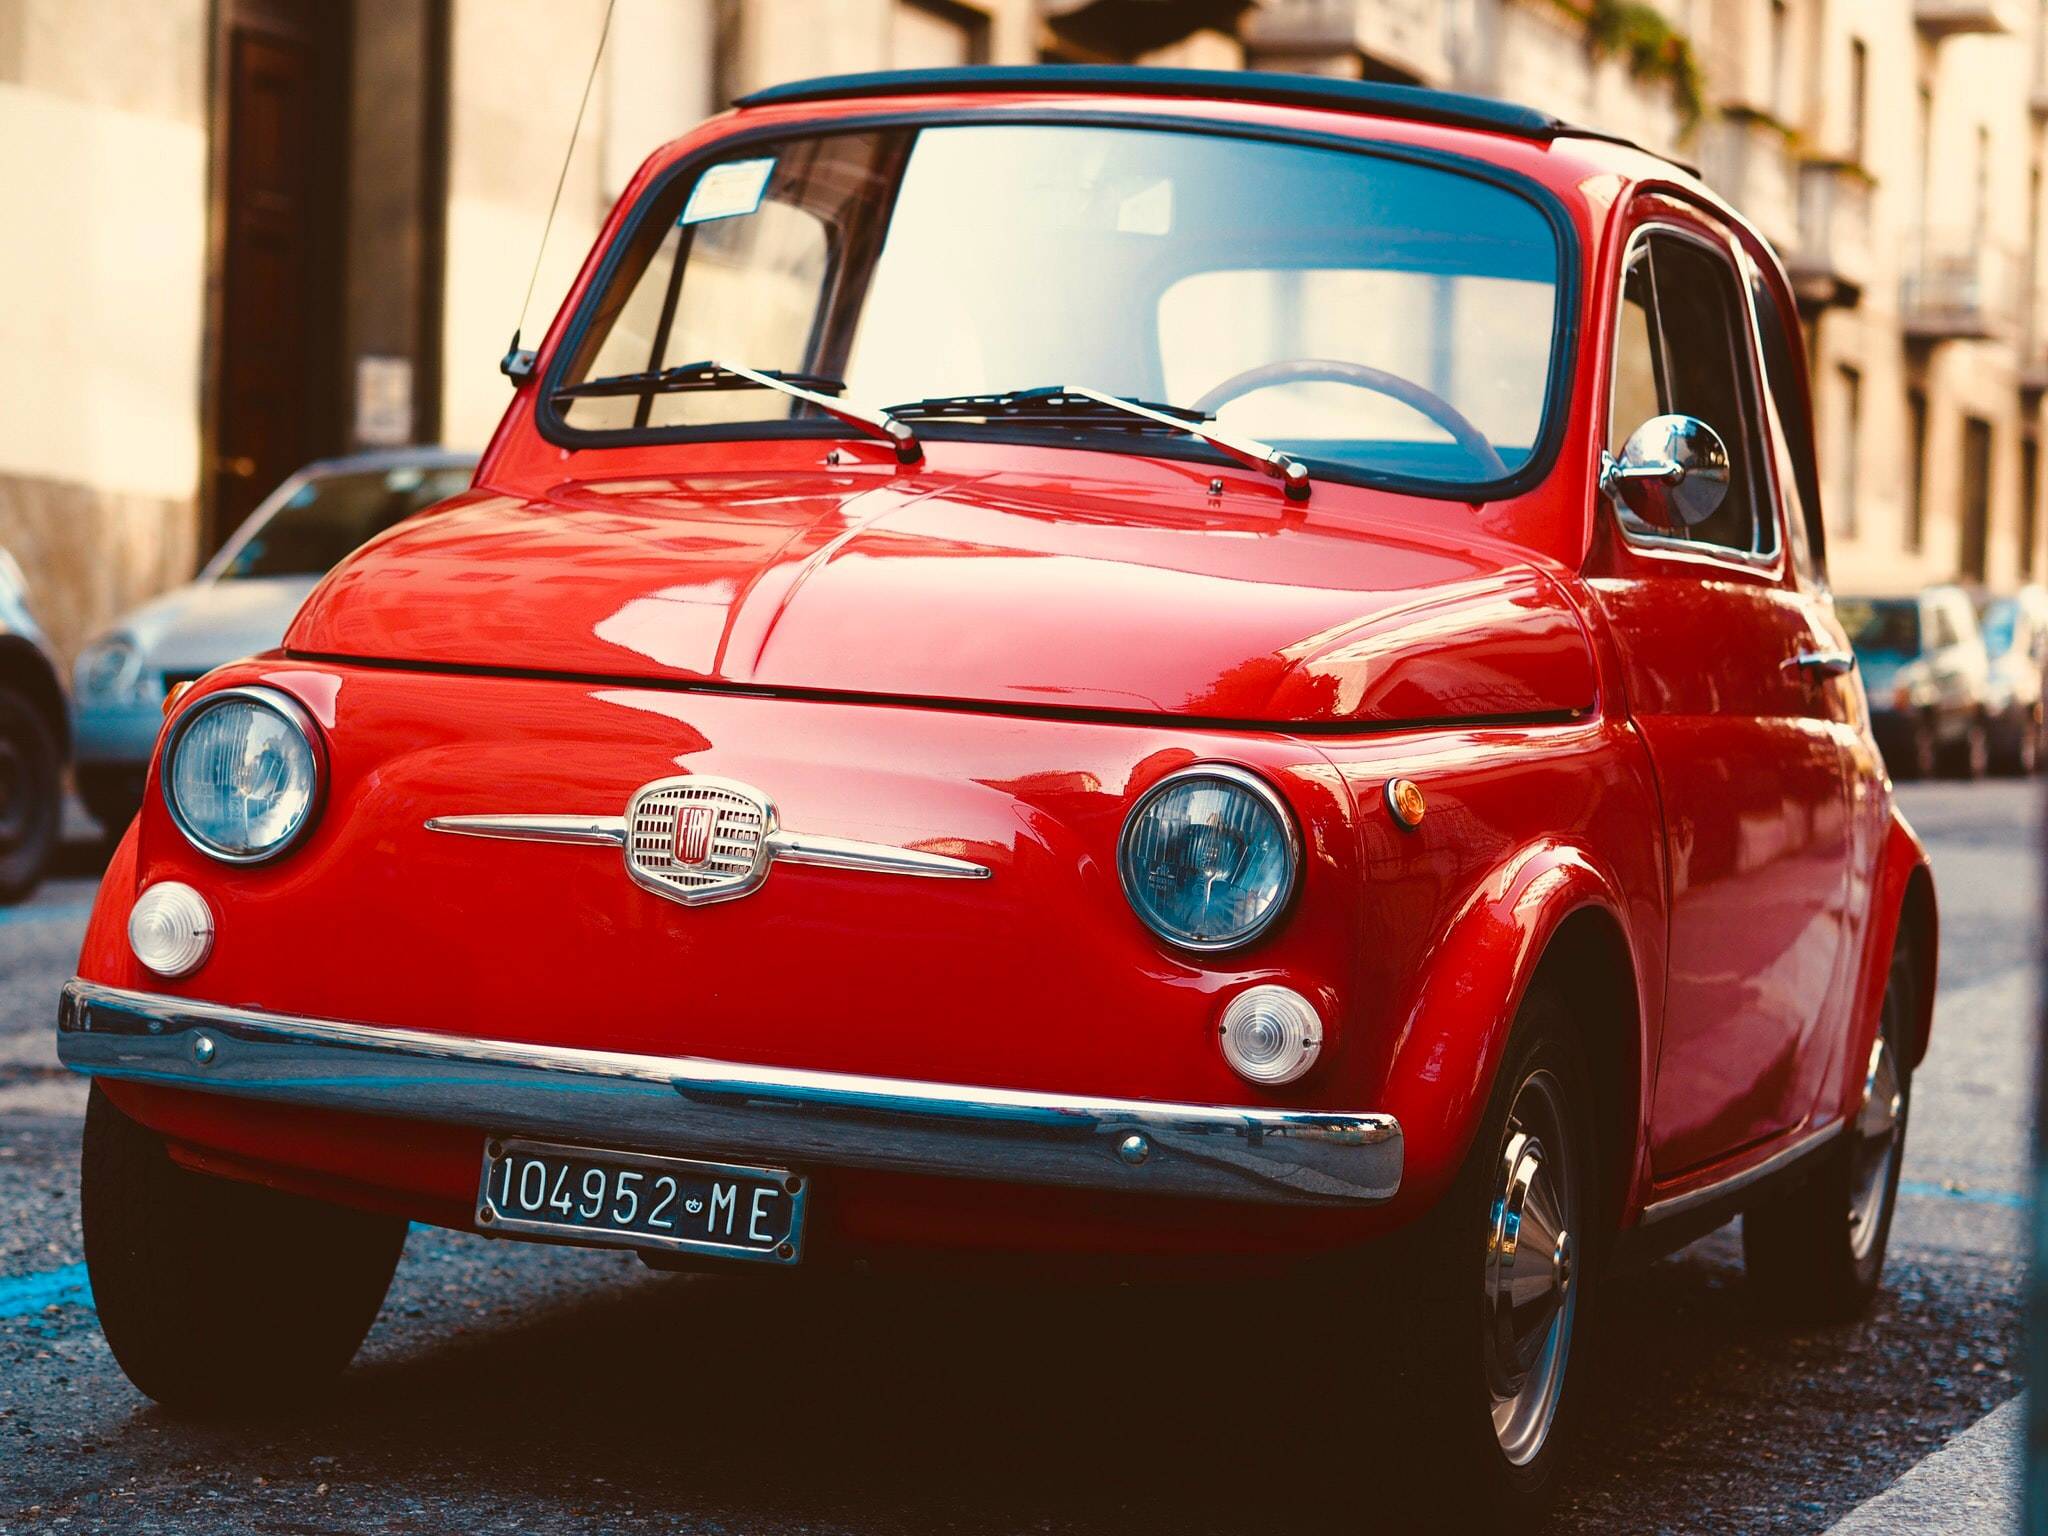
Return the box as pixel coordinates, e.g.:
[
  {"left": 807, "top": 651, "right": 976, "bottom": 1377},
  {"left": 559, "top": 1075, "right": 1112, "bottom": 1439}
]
[{"left": 1600, "top": 413, "right": 1732, "bottom": 532}]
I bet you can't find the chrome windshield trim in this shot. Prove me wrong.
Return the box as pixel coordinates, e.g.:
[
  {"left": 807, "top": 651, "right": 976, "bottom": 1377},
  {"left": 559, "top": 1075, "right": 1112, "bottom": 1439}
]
[
  {"left": 58, "top": 980, "right": 1401, "bottom": 1207},
  {"left": 1638, "top": 1117, "right": 1845, "bottom": 1225}
]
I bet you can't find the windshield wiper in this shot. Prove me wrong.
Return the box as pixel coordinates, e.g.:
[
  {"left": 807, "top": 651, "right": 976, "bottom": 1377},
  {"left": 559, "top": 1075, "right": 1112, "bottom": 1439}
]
[
  {"left": 888, "top": 385, "right": 1309, "bottom": 501},
  {"left": 555, "top": 360, "right": 922, "bottom": 463}
]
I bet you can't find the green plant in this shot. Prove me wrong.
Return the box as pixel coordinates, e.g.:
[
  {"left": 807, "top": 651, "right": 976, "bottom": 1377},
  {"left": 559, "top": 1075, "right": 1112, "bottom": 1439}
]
[{"left": 1585, "top": 0, "right": 1707, "bottom": 132}]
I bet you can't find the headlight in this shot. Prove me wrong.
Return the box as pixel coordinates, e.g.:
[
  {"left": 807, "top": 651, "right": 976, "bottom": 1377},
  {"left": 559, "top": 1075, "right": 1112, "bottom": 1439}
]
[
  {"left": 1117, "top": 765, "right": 1299, "bottom": 951},
  {"left": 161, "top": 686, "right": 323, "bottom": 863},
  {"left": 76, "top": 634, "right": 144, "bottom": 700}
]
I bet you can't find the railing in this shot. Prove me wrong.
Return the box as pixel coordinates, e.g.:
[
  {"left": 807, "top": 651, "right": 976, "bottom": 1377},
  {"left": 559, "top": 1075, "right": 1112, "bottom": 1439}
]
[
  {"left": 1913, "top": 0, "right": 2022, "bottom": 39},
  {"left": 1240, "top": 0, "right": 1451, "bottom": 84},
  {"left": 1902, "top": 233, "right": 2019, "bottom": 340},
  {"left": 1697, "top": 110, "right": 1801, "bottom": 255},
  {"left": 1786, "top": 161, "right": 1873, "bottom": 309}
]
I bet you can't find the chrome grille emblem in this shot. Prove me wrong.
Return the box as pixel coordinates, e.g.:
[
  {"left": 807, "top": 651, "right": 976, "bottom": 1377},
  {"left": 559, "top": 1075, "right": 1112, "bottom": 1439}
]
[
  {"left": 424, "top": 774, "right": 992, "bottom": 906},
  {"left": 672, "top": 804, "right": 715, "bottom": 867},
  {"left": 625, "top": 778, "right": 771, "bottom": 906}
]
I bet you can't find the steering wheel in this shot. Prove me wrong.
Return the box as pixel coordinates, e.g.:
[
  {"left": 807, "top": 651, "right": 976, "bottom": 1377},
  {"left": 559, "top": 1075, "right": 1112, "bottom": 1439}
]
[{"left": 1193, "top": 359, "right": 1510, "bottom": 480}]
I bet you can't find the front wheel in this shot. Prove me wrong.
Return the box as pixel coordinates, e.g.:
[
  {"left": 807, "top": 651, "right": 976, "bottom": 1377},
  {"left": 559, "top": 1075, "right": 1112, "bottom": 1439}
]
[
  {"left": 81, "top": 1084, "right": 408, "bottom": 1413},
  {"left": 1742, "top": 946, "right": 1912, "bottom": 1319},
  {"left": 1393, "top": 986, "right": 1595, "bottom": 1518}
]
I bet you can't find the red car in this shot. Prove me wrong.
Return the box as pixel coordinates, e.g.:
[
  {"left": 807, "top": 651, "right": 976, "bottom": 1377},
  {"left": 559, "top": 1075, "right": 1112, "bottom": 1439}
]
[{"left": 63, "top": 66, "right": 1934, "bottom": 1515}]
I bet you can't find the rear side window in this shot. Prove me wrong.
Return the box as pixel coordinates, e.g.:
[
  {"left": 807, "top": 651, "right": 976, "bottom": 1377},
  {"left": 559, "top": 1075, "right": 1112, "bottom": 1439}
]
[
  {"left": 1608, "top": 231, "right": 1773, "bottom": 557},
  {"left": 1747, "top": 263, "right": 1827, "bottom": 584}
]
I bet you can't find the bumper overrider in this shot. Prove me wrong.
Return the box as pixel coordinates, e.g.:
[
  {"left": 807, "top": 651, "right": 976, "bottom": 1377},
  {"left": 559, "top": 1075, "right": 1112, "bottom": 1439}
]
[{"left": 57, "top": 980, "right": 1403, "bottom": 1208}]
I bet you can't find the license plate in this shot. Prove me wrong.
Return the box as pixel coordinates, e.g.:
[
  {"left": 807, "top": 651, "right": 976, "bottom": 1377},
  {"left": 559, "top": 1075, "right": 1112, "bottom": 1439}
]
[{"left": 476, "top": 1137, "right": 805, "bottom": 1264}]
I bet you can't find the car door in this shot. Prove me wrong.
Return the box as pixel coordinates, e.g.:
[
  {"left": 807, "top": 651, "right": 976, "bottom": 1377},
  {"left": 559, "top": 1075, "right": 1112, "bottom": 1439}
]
[{"left": 1586, "top": 200, "right": 1858, "bottom": 1178}]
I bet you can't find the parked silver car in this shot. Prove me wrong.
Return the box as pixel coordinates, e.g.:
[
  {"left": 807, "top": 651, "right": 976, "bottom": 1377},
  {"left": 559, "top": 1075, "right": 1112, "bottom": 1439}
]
[
  {"left": 1843, "top": 584, "right": 1995, "bottom": 780},
  {"left": 72, "top": 448, "right": 476, "bottom": 832},
  {"left": 1978, "top": 585, "right": 2048, "bottom": 774},
  {"left": 0, "top": 549, "right": 68, "bottom": 901}
]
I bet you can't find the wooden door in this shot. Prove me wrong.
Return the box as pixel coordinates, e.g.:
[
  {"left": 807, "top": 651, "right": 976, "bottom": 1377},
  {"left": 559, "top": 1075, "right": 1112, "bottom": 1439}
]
[{"left": 210, "top": 0, "right": 346, "bottom": 553}]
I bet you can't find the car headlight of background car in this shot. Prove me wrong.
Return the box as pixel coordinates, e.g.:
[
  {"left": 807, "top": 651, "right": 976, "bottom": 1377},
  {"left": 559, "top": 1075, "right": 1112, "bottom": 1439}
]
[
  {"left": 161, "top": 686, "right": 324, "bottom": 863},
  {"left": 75, "top": 632, "right": 149, "bottom": 701},
  {"left": 1117, "top": 765, "right": 1300, "bottom": 951}
]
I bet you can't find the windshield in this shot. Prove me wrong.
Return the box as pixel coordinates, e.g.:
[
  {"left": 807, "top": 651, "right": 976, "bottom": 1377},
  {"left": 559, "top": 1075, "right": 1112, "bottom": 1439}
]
[
  {"left": 217, "top": 464, "right": 474, "bottom": 581},
  {"left": 549, "top": 123, "right": 1563, "bottom": 490},
  {"left": 1838, "top": 597, "right": 1921, "bottom": 656}
]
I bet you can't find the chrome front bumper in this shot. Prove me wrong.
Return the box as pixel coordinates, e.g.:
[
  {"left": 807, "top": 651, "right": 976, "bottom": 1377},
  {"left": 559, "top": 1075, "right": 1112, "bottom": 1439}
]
[{"left": 57, "top": 980, "right": 1402, "bottom": 1208}]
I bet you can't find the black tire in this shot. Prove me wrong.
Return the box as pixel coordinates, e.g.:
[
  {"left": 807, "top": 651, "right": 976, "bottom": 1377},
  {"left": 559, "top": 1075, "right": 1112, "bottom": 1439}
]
[
  {"left": 0, "top": 685, "right": 60, "bottom": 903},
  {"left": 1891, "top": 717, "right": 1936, "bottom": 782},
  {"left": 81, "top": 1084, "right": 407, "bottom": 1413},
  {"left": 1391, "top": 985, "right": 1596, "bottom": 1519},
  {"left": 1742, "top": 944, "right": 1913, "bottom": 1321},
  {"left": 1941, "top": 716, "right": 1988, "bottom": 780},
  {"left": 1995, "top": 710, "right": 2042, "bottom": 777}
]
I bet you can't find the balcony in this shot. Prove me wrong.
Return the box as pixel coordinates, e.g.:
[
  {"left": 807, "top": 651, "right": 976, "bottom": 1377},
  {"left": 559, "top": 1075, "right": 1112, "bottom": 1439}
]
[
  {"left": 1241, "top": 0, "right": 1450, "bottom": 84},
  {"left": 1786, "top": 160, "right": 1873, "bottom": 310},
  {"left": 1902, "top": 234, "right": 2018, "bottom": 342},
  {"left": 1913, "top": 0, "right": 2022, "bottom": 39},
  {"left": 1696, "top": 108, "right": 1801, "bottom": 256}
]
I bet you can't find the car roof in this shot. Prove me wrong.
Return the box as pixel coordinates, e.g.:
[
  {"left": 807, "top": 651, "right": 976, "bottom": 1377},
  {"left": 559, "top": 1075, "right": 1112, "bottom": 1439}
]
[{"left": 732, "top": 64, "right": 1683, "bottom": 169}]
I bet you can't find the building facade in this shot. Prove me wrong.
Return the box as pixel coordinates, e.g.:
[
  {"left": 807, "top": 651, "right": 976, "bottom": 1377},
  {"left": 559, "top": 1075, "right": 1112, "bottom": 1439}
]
[{"left": 2, "top": 0, "right": 2042, "bottom": 669}]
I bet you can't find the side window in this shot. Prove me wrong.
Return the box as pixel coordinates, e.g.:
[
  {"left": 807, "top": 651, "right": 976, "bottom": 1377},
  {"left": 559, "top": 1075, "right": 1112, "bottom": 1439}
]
[
  {"left": 1746, "top": 263, "right": 1827, "bottom": 585},
  {"left": 1608, "top": 229, "right": 1772, "bottom": 556}
]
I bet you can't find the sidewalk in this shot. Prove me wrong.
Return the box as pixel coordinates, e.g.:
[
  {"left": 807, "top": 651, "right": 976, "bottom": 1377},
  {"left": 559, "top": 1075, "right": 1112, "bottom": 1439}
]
[{"left": 1824, "top": 1396, "right": 2022, "bottom": 1534}]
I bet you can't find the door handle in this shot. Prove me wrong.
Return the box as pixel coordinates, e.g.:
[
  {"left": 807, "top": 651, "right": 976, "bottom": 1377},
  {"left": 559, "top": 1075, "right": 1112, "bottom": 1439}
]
[
  {"left": 215, "top": 455, "right": 256, "bottom": 479},
  {"left": 1785, "top": 650, "right": 1856, "bottom": 679}
]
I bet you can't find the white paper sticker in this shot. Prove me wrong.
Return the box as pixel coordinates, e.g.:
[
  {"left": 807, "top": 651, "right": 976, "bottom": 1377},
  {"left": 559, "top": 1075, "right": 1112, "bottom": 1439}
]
[{"left": 681, "top": 158, "right": 776, "bottom": 226}]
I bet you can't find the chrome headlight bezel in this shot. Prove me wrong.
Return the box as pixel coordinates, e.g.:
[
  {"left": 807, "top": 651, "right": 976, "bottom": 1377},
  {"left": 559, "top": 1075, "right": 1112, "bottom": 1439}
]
[
  {"left": 1116, "top": 763, "right": 1302, "bottom": 953},
  {"left": 160, "top": 685, "right": 326, "bottom": 865}
]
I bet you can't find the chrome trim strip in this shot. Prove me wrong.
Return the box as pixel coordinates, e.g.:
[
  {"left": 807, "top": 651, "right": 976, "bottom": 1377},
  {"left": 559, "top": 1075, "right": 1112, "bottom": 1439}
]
[
  {"left": 424, "top": 814, "right": 628, "bottom": 845},
  {"left": 423, "top": 811, "right": 991, "bottom": 880},
  {"left": 763, "top": 829, "right": 990, "bottom": 880},
  {"left": 1637, "top": 1117, "right": 1844, "bottom": 1225},
  {"left": 58, "top": 980, "right": 1401, "bottom": 1207}
]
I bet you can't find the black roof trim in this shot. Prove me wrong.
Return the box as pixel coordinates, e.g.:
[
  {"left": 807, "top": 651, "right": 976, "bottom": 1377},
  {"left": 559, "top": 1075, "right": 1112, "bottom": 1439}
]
[{"left": 735, "top": 65, "right": 1574, "bottom": 141}]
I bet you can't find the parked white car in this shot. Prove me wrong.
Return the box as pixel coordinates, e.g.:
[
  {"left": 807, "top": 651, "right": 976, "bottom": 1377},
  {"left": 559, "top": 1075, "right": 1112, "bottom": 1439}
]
[{"left": 73, "top": 448, "right": 475, "bottom": 832}]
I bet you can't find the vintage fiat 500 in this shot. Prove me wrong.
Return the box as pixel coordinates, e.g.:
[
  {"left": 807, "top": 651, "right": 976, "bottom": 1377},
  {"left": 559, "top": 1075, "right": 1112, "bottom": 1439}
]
[{"left": 62, "top": 66, "right": 1935, "bottom": 1513}]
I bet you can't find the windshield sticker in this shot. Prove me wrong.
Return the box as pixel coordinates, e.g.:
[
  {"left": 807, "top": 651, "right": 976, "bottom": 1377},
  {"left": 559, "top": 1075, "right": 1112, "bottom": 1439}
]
[{"left": 681, "top": 158, "right": 776, "bottom": 226}]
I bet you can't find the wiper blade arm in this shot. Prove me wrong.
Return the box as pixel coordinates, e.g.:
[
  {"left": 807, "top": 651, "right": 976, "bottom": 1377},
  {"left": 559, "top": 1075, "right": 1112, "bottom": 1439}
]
[
  {"left": 555, "top": 361, "right": 922, "bottom": 464},
  {"left": 1061, "top": 386, "right": 1309, "bottom": 501},
  {"left": 887, "top": 386, "right": 1309, "bottom": 501}
]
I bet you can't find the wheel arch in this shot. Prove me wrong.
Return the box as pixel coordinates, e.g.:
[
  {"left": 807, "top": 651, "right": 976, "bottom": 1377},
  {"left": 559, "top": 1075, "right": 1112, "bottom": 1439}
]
[{"left": 1377, "top": 840, "right": 1655, "bottom": 1233}]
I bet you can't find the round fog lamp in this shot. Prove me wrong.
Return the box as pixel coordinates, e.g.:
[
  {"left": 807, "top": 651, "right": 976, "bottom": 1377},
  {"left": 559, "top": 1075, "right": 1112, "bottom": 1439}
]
[
  {"left": 128, "top": 881, "right": 214, "bottom": 978},
  {"left": 1218, "top": 985, "right": 1322, "bottom": 1085}
]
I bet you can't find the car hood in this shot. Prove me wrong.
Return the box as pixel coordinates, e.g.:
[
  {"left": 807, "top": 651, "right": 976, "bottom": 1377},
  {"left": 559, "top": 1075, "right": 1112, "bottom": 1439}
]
[
  {"left": 288, "top": 466, "right": 1597, "bottom": 728},
  {"left": 120, "top": 576, "right": 324, "bottom": 676}
]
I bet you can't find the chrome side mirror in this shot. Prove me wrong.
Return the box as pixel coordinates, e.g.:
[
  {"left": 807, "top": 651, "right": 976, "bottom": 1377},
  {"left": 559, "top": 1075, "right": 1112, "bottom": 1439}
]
[{"left": 1599, "top": 413, "right": 1730, "bottom": 531}]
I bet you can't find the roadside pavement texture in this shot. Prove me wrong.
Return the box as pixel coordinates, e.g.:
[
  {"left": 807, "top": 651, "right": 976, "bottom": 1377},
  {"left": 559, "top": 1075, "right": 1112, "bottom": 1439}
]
[{"left": 1824, "top": 1396, "right": 2021, "bottom": 1534}]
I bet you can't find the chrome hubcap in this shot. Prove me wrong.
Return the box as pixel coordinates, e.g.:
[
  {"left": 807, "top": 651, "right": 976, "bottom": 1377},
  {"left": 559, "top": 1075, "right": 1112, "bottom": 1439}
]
[
  {"left": 1849, "top": 1031, "right": 1903, "bottom": 1262},
  {"left": 1484, "top": 1070, "right": 1577, "bottom": 1467}
]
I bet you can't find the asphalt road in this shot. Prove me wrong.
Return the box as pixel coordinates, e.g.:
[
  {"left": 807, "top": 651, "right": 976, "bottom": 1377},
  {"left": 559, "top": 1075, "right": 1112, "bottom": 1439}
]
[{"left": 0, "top": 781, "right": 2032, "bottom": 1534}]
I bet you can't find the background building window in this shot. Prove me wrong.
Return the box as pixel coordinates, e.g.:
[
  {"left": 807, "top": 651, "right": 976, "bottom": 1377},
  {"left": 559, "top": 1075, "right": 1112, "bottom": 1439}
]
[
  {"left": 1849, "top": 38, "right": 1869, "bottom": 164},
  {"left": 1906, "top": 387, "right": 1929, "bottom": 553},
  {"left": 2022, "top": 435, "right": 2040, "bottom": 579},
  {"left": 1960, "top": 415, "right": 1994, "bottom": 583},
  {"left": 1834, "top": 364, "right": 1862, "bottom": 539}
]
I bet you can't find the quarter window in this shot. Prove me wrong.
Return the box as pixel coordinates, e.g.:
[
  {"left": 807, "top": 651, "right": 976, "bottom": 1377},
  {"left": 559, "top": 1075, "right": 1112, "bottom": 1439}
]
[{"left": 1608, "top": 230, "right": 1773, "bottom": 556}]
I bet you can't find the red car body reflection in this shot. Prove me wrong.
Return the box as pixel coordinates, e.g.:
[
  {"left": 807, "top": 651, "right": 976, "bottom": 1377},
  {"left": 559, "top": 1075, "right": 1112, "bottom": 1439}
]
[{"left": 65, "top": 67, "right": 1934, "bottom": 1505}]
